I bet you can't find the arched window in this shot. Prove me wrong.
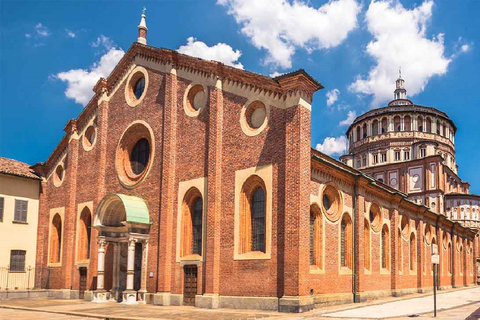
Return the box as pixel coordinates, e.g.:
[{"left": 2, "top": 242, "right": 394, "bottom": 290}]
[
  {"left": 410, "top": 233, "right": 416, "bottom": 271},
  {"left": 372, "top": 120, "right": 379, "bottom": 135},
  {"left": 447, "top": 242, "right": 452, "bottom": 274},
  {"left": 50, "top": 214, "right": 62, "bottom": 264},
  {"left": 181, "top": 188, "right": 203, "bottom": 257},
  {"left": 417, "top": 116, "right": 423, "bottom": 132},
  {"left": 394, "top": 116, "right": 401, "bottom": 132},
  {"left": 381, "top": 118, "right": 388, "bottom": 133},
  {"left": 362, "top": 123, "right": 367, "bottom": 138},
  {"left": 356, "top": 127, "right": 361, "bottom": 142},
  {"left": 382, "top": 225, "right": 390, "bottom": 270},
  {"left": 404, "top": 115, "right": 411, "bottom": 131},
  {"left": 251, "top": 187, "right": 266, "bottom": 252},
  {"left": 436, "top": 120, "right": 441, "bottom": 134},
  {"left": 459, "top": 245, "right": 463, "bottom": 275},
  {"left": 340, "top": 214, "right": 352, "bottom": 269},
  {"left": 310, "top": 205, "right": 323, "bottom": 268},
  {"left": 364, "top": 219, "right": 371, "bottom": 271},
  {"left": 398, "top": 229, "right": 403, "bottom": 272},
  {"left": 426, "top": 117, "right": 432, "bottom": 133},
  {"left": 78, "top": 207, "right": 92, "bottom": 261}
]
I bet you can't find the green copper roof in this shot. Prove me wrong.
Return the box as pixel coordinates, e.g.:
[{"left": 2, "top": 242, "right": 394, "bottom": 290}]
[{"left": 112, "top": 193, "right": 150, "bottom": 225}]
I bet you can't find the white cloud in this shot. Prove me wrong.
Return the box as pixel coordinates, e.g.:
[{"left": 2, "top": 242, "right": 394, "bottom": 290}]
[
  {"left": 460, "top": 44, "right": 470, "bottom": 53},
  {"left": 349, "top": 0, "right": 451, "bottom": 106},
  {"left": 65, "top": 29, "right": 76, "bottom": 38},
  {"left": 315, "top": 136, "right": 348, "bottom": 156},
  {"left": 56, "top": 46, "right": 125, "bottom": 105},
  {"left": 92, "top": 35, "right": 115, "bottom": 51},
  {"left": 339, "top": 110, "right": 356, "bottom": 126},
  {"left": 326, "top": 88, "right": 340, "bottom": 107},
  {"left": 218, "top": 0, "right": 361, "bottom": 69},
  {"left": 35, "top": 23, "right": 50, "bottom": 37},
  {"left": 269, "top": 71, "right": 284, "bottom": 77},
  {"left": 25, "top": 33, "right": 32, "bottom": 38},
  {"left": 177, "top": 37, "right": 244, "bottom": 69}
]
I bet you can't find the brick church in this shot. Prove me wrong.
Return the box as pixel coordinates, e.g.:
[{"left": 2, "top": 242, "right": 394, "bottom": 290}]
[{"left": 32, "top": 13, "right": 478, "bottom": 312}]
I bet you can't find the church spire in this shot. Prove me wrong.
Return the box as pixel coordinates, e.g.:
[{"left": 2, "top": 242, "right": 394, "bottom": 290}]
[{"left": 137, "top": 7, "right": 148, "bottom": 45}]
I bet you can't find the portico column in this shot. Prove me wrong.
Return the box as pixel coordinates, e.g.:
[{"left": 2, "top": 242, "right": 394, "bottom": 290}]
[
  {"left": 96, "top": 236, "right": 107, "bottom": 291},
  {"left": 126, "top": 238, "right": 137, "bottom": 291}
]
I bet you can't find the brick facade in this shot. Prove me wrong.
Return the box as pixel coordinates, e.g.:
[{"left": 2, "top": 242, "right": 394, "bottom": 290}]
[{"left": 32, "top": 42, "right": 477, "bottom": 312}]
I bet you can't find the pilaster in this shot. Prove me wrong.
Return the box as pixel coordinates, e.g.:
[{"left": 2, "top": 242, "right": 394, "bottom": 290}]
[{"left": 390, "top": 208, "right": 399, "bottom": 292}]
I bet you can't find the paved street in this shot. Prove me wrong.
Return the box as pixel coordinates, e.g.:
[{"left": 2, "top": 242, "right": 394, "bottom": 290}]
[{"left": 0, "top": 287, "right": 479, "bottom": 320}]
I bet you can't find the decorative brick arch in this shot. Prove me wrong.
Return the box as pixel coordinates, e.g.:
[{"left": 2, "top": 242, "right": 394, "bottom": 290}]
[
  {"left": 340, "top": 213, "right": 353, "bottom": 270},
  {"left": 309, "top": 203, "right": 323, "bottom": 269},
  {"left": 50, "top": 213, "right": 62, "bottom": 264},
  {"left": 78, "top": 207, "right": 92, "bottom": 261}
]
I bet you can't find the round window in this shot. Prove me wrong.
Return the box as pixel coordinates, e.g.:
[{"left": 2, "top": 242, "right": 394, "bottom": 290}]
[
  {"left": 134, "top": 78, "right": 145, "bottom": 99},
  {"left": 130, "top": 138, "right": 150, "bottom": 175},
  {"left": 115, "top": 121, "right": 154, "bottom": 188},
  {"left": 83, "top": 125, "right": 96, "bottom": 150},
  {"left": 53, "top": 165, "right": 64, "bottom": 187},
  {"left": 186, "top": 84, "right": 206, "bottom": 113},
  {"left": 321, "top": 185, "right": 342, "bottom": 222},
  {"left": 246, "top": 101, "right": 267, "bottom": 129}
]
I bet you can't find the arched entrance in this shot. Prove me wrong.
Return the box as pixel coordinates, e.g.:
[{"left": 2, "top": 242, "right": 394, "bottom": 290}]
[{"left": 92, "top": 193, "right": 151, "bottom": 304}]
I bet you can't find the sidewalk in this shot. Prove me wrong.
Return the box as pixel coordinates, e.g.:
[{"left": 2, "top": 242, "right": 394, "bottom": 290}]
[{"left": 319, "top": 286, "right": 480, "bottom": 319}]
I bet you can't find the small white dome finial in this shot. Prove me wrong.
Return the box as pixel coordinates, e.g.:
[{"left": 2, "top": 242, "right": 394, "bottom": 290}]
[{"left": 137, "top": 7, "right": 148, "bottom": 45}]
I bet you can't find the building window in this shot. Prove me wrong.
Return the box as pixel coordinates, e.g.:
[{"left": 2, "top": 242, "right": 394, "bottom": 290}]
[
  {"left": 394, "top": 116, "right": 401, "bottom": 131},
  {"left": 356, "top": 159, "right": 361, "bottom": 168},
  {"left": 251, "top": 187, "right": 266, "bottom": 252},
  {"left": 395, "top": 151, "right": 401, "bottom": 161},
  {"left": 404, "top": 151, "right": 410, "bottom": 160},
  {"left": 381, "top": 153, "right": 387, "bottom": 163},
  {"left": 14, "top": 200, "right": 28, "bottom": 223},
  {"left": 9, "top": 250, "right": 26, "bottom": 272},
  {"left": 50, "top": 214, "right": 62, "bottom": 264},
  {"left": 362, "top": 156, "right": 367, "bottom": 167},
  {"left": 373, "top": 154, "right": 378, "bottom": 164},
  {"left": 381, "top": 118, "right": 387, "bottom": 133},
  {"left": 447, "top": 242, "right": 452, "bottom": 274},
  {"left": 382, "top": 225, "right": 390, "bottom": 270},
  {"left": 459, "top": 246, "right": 463, "bottom": 275},
  {"left": 340, "top": 214, "right": 352, "bottom": 269},
  {"left": 420, "top": 147, "right": 426, "bottom": 158},
  {"left": 239, "top": 176, "right": 266, "bottom": 254},
  {"left": 410, "top": 233, "right": 416, "bottom": 271},
  {"left": 404, "top": 116, "right": 411, "bottom": 131},
  {"left": 181, "top": 188, "right": 203, "bottom": 257},
  {"left": 134, "top": 77, "right": 145, "bottom": 99},
  {"left": 418, "top": 116, "right": 423, "bottom": 132},
  {"left": 130, "top": 138, "right": 150, "bottom": 175},
  {"left": 0, "top": 197, "right": 4, "bottom": 222},
  {"left": 310, "top": 205, "right": 323, "bottom": 268},
  {"left": 364, "top": 219, "right": 371, "bottom": 271},
  {"left": 77, "top": 207, "right": 92, "bottom": 261}
]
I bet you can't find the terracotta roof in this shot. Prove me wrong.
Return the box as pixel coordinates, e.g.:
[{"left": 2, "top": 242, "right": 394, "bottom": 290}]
[{"left": 0, "top": 157, "right": 41, "bottom": 180}]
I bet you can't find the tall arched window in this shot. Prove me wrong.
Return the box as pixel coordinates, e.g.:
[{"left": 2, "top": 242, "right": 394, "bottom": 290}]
[
  {"left": 181, "top": 188, "right": 203, "bottom": 257},
  {"left": 426, "top": 117, "right": 432, "bottom": 133},
  {"left": 364, "top": 219, "right": 371, "bottom": 271},
  {"left": 398, "top": 229, "right": 403, "bottom": 272},
  {"left": 310, "top": 205, "right": 323, "bottom": 268},
  {"left": 381, "top": 118, "right": 388, "bottom": 133},
  {"left": 50, "top": 214, "right": 62, "bottom": 264},
  {"left": 372, "top": 120, "right": 379, "bottom": 135},
  {"left": 382, "top": 225, "right": 390, "bottom": 270},
  {"left": 436, "top": 120, "right": 441, "bottom": 134},
  {"left": 362, "top": 123, "right": 367, "bottom": 138},
  {"left": 394, "top": 116, "right": 401, "bottom": 132},
  {"left": 447, "top": 243, "right": 452, "bottom": 274},
  {"left": 404, "top": 116, "right": 411, "bottom": 131},
  {"left": 410, "top": 233, "right": 416, "bottom": 271},
  {"left": 340, "top": 214, "right": 352, "bottom": 269},
  {"left": 417, "top": 116, "right": 423, "bottom": 132},
  {"left": 356, "top": 127, "right": 361, "bottom": 142},
  {"left": 78, "top": 207, "right": 92, "bottom": 261},
  {"left": 239, "top": 176, "right": 267, "bottom": 254},
  {"left": 251, "top": 187, "right": 266, "bottom": 252}
]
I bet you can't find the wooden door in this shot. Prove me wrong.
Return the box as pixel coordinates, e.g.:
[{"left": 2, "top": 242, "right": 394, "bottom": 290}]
[
  {"left": 79, "top": 267, "right": 87, "bottom": 299},
  {"left": 183, "top": 265, "right": 197, "bottom": 306}
]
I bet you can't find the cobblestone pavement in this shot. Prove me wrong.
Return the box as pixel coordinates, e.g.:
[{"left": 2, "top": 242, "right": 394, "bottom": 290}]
[{"left": 0, "top": 287, "right": 479, "bottom": 320}]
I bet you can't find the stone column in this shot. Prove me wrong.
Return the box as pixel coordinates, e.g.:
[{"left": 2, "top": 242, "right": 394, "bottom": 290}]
[
  {"left": 110, "top": 242, "right": 120, "bottom": 301},
  {"left": 96, "top": 237, "right": 107, "bottom": 291},
  {"left": 138, "top": 240, "right": 149, "bottom": 304},
  {"left": 126, "top": 238, "right": 136, "bottom": 291}
]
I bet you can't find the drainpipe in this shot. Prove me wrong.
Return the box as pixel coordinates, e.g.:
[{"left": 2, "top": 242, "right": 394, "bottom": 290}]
[
  {"left": 353, "top": 175, "right": 359, "bottom": 303},
  {"left": 451, "top": 224, "right": 455, "bottom": 288}
]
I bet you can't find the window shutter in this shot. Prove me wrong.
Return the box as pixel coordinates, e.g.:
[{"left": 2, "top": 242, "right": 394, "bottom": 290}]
[{"left": 0, "top": 197, "right": 4, "bottom": 222}]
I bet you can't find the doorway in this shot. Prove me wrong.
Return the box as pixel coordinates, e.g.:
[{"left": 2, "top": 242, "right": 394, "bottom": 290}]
[
  {"left": 79, "top": 267, "right": 87, "bottom": 299},
  {"left": 183, "top": 265, "right": 198, "bottom": 306}
]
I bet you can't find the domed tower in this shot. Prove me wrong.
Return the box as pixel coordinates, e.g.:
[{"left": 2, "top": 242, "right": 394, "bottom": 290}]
[{"left": 340, "top": 76, "right": 470, "bottom": 216}]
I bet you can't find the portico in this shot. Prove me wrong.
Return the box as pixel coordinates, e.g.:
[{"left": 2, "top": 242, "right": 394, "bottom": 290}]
[{"left": 92, "top": 193, "right": 150, "bottom": 304}]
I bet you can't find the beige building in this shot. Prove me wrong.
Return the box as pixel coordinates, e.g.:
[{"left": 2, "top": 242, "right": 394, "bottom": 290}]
[{"left": 0, "top": 157, "right": 40, "bottom": 290}]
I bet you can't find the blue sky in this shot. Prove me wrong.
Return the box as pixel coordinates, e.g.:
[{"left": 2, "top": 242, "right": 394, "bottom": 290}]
[{"left": 1, "top": 0, "right": 479, "bottom": 193}]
